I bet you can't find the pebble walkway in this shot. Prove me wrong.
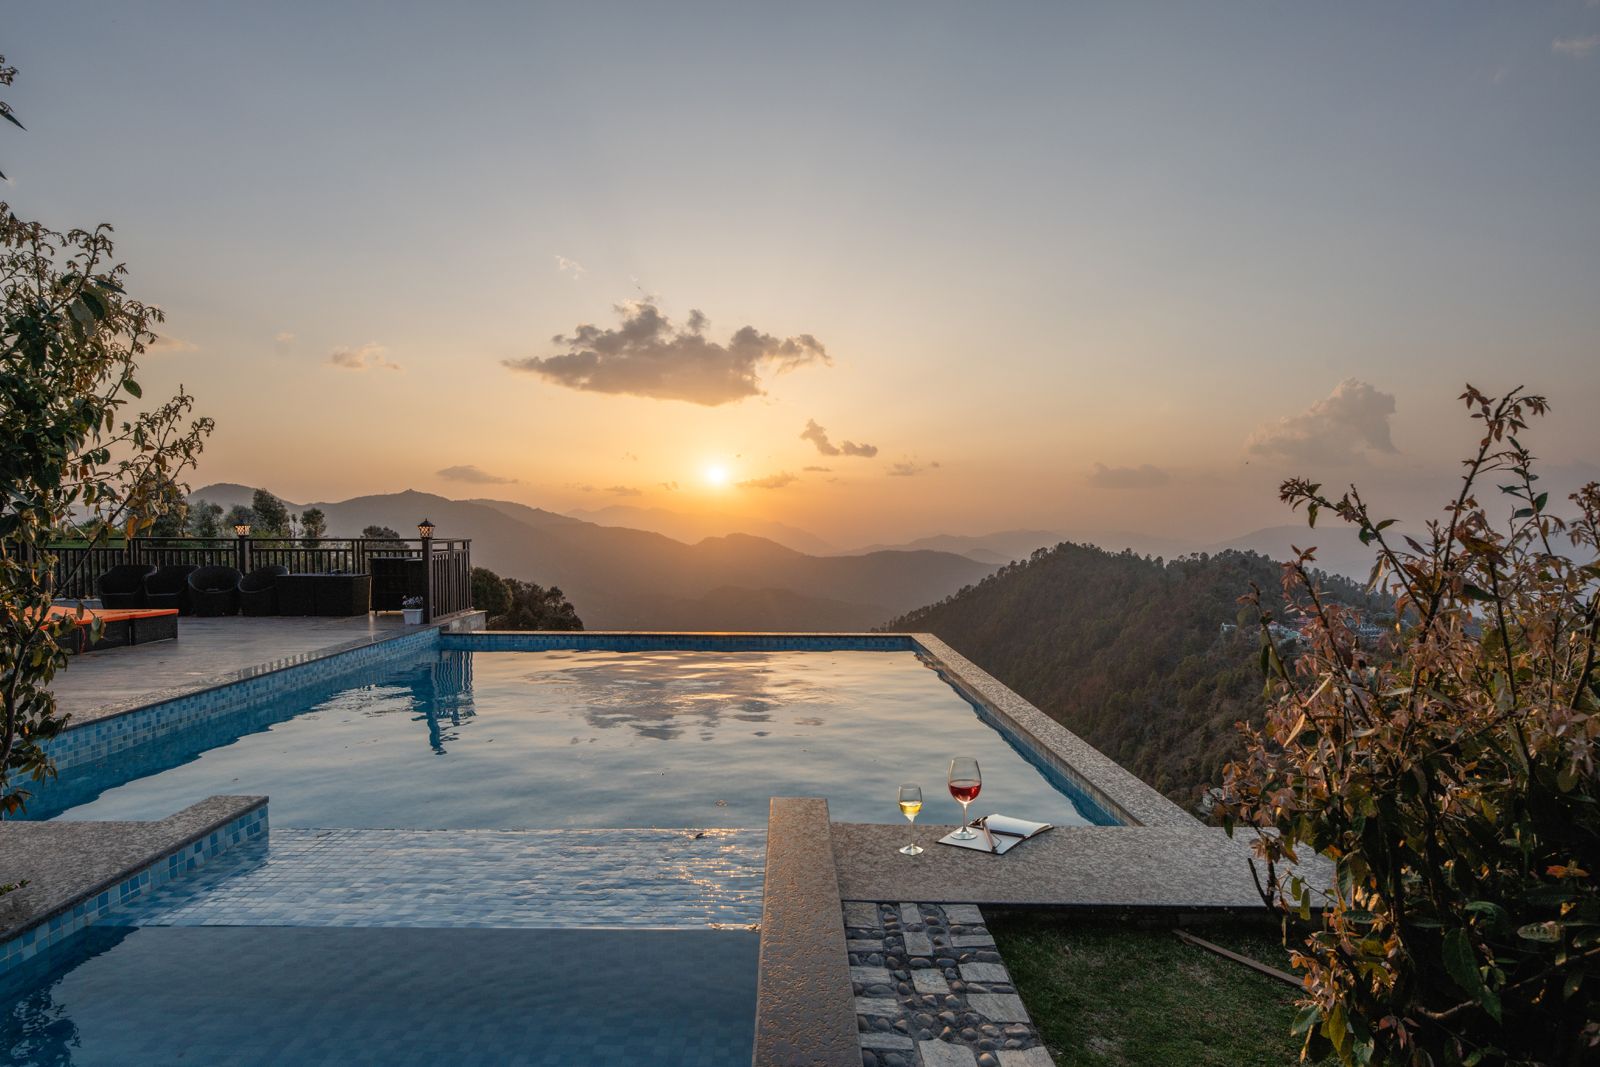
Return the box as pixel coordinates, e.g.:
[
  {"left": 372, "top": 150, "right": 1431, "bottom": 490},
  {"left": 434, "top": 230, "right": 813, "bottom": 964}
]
[{"left": 845, "top": 901, "right": 1055, "bottom": 1067}]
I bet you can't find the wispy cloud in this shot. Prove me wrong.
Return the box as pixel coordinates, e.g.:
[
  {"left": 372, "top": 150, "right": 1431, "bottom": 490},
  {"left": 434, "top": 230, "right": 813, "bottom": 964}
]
[
  {"left": 738, "top": 471, "right": 798, "bottom": 490},
  {"left": 555, "top": 254, "right": 587, "bottom": 279},
  {"left": 606, "top": 485, "right": 642, "bottom": 497},
  {"left": 1553, "top": 33, "right": 1600, "bottom": 58},
  {"left": 328, "top": 342, "right": 399, "bottom": 371},
  {"left": 504, "top": 301, "right": 829, "bottom": 405},
  {"left": 1246, "top": 379, "right": 1397, "bottom": 464},
  {"left": 1087, "top": 462, "right": 1170, "bottom": 490},
  {"left": 802, "top": 465, "right": 833, "bottom": 473},
  {"left": 437, "top": 464, "right": 517, "bottom": 485},
  {"left": 888, "top": 459, "right": 940, "bottom": 477},
  {"left": 800, "top": 419, "right": 878, "bottom": 458},
  {"left": 147, "top": 335, "right": 198, "bottom": 354}
]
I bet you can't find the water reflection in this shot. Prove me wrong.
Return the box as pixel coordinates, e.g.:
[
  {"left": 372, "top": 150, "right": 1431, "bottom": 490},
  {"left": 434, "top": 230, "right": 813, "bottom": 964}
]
[
  {"left": 519, "top": 656, "right": 825, "bottom": 741},
  {"left": 0, "top": 928, "right": 134, "bottom": 1066},
  {"left": 404, "top": 651, "right": 476, "bottom": 754}
]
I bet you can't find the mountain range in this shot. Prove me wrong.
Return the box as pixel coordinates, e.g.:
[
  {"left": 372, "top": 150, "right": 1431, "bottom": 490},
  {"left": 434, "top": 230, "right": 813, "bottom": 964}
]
[{"left": 188, "top": 484, "right": 992, "bottom": 630}]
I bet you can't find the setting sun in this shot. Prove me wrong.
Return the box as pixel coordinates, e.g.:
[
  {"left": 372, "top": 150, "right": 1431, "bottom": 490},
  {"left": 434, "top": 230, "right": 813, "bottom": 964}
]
[{"left": 703, "top": 464, "right": 730, "bottom": 488}]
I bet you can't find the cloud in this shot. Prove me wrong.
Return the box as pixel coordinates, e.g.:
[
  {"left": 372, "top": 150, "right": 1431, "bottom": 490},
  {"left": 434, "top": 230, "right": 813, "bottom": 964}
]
[
  {"left": 504, "top": 301, "right": 830, "bottom": 405},
  {"left": 803, "top": 465, "right": 833, "bottom": 473},
  {"left": 658, "top": 481, "right": 679, "bottom": 491},
  {"left": 800, "top": 419, "right": 878, "bottom": 458},
  {"left": 329, "top": 342, "right": 399, "bottom": 371},
  {"left": 1247, "top": 379, "right": 1398, "bottom": 464},
  {"left": 1087, "top": 462, "right": 1171, "bottom": 490},
  {"left": 606, "top": 485, "right": 642, "bottom": 497},
  {"left": 147, "top": 335, "right": 198, "bottom": 354},
  {"left": 738, "top": 471, "right": 798, "bottom": 490},
  {"left": 555, "top": 255, "right": 587, "bottom": 279},
  {"left": 437, "top": 464, "right": 517, "bottom": 485},
  {"left": 888, "top": 459, "right": 941, "bottom": 477},
  {"left": 1553, "top": 34, "right": 1600, "bottom": 58},
  {"left": 273, "top": 332, "right": 296, "bottom": 356}
]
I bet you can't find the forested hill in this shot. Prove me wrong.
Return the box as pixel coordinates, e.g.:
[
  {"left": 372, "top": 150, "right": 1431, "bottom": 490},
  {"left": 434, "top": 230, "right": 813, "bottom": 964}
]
[{"left": 885, "top": 543, "right": 1379, "bottom": 806}]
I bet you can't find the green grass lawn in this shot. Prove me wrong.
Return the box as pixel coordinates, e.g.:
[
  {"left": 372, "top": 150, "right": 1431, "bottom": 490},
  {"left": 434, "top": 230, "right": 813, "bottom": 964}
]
[{"left": 987, "top": 911, "right": 1326, "bottom": 1067}]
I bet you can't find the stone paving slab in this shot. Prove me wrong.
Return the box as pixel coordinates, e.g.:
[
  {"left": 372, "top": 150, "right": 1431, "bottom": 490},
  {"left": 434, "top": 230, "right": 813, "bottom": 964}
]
[
  {"left": 846, "top": 901, "right": 1054, "bottom": 1067},
  {"left": 833, "top": 823, "right": 1333, "bottom": 910},
  {"left": 0, "top": 795, "right": 264, "bottom": 941},
  {"left": 109, "top": 826, "right": 765, "bottom": 929}
]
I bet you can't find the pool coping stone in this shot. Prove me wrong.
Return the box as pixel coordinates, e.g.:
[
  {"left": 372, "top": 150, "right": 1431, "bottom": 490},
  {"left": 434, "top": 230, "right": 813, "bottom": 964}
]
[{"left": 753, "top": 797, "right": 860, "bottom": 1067}]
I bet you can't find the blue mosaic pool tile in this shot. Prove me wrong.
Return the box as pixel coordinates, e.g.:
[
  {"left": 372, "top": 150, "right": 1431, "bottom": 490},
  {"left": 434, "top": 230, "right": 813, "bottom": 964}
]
[
  {"left": 46, "top": 628, "right": 444, "bottom": 772},
  {"left": 0, "top": 802, "right": 268, "bottom": 975}
]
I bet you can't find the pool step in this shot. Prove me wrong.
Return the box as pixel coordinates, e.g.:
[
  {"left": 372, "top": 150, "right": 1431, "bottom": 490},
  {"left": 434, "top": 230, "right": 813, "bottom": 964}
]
[{"left": 108, "top": 827, "right": 766, "bottom": 930}]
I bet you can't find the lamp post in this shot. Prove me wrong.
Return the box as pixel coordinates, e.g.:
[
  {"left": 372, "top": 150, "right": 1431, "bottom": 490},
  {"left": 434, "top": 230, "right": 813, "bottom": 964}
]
[
  {"left": 234, "top": 523, "right": 251, "bottom": 574},
  {"left": 418, "top": 519, "right": 434, "bottom": 623}
]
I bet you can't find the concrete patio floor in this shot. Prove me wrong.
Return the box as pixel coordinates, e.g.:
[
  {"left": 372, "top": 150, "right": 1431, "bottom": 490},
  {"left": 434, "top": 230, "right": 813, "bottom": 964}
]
[{"left": 48, "top": 614, "right": 416, "bottom": 723}]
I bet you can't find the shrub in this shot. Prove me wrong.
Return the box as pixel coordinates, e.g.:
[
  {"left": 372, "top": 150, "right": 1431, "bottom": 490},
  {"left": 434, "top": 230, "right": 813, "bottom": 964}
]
[{"left": 1218, "top": 387, "right": 1599, "bottom": 1065}]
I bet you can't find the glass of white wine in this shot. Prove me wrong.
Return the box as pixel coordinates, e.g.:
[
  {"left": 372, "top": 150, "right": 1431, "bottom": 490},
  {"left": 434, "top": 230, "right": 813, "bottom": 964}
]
[{"left": 897, "top": 784, "right": 924, "bottom": 855}]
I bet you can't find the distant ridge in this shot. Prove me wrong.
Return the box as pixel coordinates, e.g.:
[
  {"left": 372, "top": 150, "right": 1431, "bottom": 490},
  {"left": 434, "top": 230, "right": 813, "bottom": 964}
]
[
  {"left": 566, "top": 503, "right": 837, "bottom": 556},
  {"left": 187, "top": 484, "right": 992, "bottom": 630}
]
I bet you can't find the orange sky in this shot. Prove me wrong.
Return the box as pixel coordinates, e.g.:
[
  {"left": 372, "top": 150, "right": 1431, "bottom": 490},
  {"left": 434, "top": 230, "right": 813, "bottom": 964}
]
[{"left": 8, "top": 5, "right": 1598, "bottom": 547}]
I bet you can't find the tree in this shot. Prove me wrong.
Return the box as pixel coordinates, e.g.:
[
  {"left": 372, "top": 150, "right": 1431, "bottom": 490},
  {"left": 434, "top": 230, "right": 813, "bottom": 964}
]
[
  {"left": 223, "top": 504, "right": 255, "bottom": 533},
  {"left": 1218, "top": 387, "right": 1599, "bottom": 1065},
  {"left": 361, "top": 524, "right": 403, "bottom": 550},
  {"left": 1, "top": 175, "right": 213, "bottom": 820},
  {"left": 495, "top": 579, "right": 583, "bottom": 630},
  {"left": 471, "top": 566, "right": 511, "bottom": 619},
  {"left": 298, "top": 507, "right": 327, "bottom": 545},
  {"left": 2, "top": 60, "right": 213, "bottom": 825},
  {"left": 186, "top": 499, "right": 222, "bottom": 538},
  {"left": 250, "top": 489, "right": 289, "bottom": 539}
]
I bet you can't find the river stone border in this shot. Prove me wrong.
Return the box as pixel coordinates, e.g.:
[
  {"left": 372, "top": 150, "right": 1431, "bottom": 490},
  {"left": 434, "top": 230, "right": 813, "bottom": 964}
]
[{"left": 847, "top": 901, "right": 1055, "bottom": 1067}]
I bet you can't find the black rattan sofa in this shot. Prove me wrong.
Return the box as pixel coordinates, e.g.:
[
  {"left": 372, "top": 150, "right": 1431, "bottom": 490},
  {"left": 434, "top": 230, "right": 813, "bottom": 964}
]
[
  {"left": 188, "top": 565, "right": 243, "bottom": 617},
  {"left": 144, "top": 564, "right": 198, "bottom": 614},
  {"left": 97, "top": 564, "right": 155, "bottom": 609},
  {"left": 238, "top": 565, "right": 288, "bottom": 616}
]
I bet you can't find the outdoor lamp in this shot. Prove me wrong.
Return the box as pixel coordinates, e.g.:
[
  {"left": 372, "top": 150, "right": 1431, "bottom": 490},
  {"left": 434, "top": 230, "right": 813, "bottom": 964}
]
[
  {"left": 418, "top": 519, "right": 435, "bottom": 539},
  {"left": 233, "top": 523, "right": 251, "bottom": 537}
]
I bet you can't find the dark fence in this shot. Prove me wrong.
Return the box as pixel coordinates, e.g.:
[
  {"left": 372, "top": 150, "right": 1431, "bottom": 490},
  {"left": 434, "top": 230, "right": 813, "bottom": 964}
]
[{"left": 37, "top": 536, "right": 474, "bottom": 621}]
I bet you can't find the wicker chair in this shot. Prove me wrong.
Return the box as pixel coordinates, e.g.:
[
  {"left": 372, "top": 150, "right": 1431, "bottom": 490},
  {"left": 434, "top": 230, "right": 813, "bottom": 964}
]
[
  {"left": 97, "top": 564, "right": 156, "bottom": 608},
  {"left": 143, "top": 564, "right": 198, "bottom": 614},
  {"left": 188, "top": 565, "right": 243, "bottom": 617},
  {"left": 238, "top": 565, "right": 288, "bottom": 617}
]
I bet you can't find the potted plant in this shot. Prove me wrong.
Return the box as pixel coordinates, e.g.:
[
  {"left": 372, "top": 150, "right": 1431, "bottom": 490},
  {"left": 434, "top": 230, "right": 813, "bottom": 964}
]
[{"left": 401, "top": 595, "right": 424, "bottom": 625}]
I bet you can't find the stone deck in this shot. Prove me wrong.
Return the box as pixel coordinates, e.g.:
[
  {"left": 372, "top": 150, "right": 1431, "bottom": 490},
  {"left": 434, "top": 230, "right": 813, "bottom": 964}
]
[
  {"left": 832, "top": 823, "right": 1329, "bottom": 911},
  {"left": 48, "top": 612, "right": 481, "bottom": 724}
]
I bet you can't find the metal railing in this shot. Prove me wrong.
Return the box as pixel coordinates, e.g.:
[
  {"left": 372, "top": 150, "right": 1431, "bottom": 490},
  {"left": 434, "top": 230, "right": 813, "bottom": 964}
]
[{"left": 36, "top": 536, "right": 474, "bottom": 621}]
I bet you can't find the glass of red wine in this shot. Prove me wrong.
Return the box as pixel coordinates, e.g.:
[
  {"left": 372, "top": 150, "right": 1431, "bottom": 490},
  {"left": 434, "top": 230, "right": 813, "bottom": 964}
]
[{"left": 947, "top": 757, "right": 982, "bottom": 840}]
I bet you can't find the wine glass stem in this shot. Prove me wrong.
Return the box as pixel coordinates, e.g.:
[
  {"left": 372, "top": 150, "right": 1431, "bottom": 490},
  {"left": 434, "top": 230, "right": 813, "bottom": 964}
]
[{"left": 961, "top": 800, "right": 970, "bottom": 832}]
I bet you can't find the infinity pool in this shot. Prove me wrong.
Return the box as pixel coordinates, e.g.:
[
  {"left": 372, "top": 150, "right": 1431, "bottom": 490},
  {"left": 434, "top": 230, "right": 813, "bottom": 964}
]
[{"left": 34, "top": 647, "right": 1117, "bottom": 829}]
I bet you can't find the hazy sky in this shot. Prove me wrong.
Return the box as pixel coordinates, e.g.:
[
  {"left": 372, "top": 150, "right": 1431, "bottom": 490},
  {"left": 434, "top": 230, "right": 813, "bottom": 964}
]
[{"left": 6, "top": 3, "right": 1598, "bottom": 547}]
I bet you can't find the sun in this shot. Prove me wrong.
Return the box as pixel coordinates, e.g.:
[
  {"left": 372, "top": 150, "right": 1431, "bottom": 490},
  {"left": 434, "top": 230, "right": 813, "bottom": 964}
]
[{"left": 703, "top": 463, "right": 730, "bottom": 488}]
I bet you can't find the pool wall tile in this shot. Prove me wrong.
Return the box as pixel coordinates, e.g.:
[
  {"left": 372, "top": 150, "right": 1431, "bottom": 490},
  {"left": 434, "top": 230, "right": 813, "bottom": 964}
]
[
  {"left": 46, "top": 628, "right": 446, "bottom": 773},
  {"left": 0, "top": 800, "right": 268, "bottom": 975}
]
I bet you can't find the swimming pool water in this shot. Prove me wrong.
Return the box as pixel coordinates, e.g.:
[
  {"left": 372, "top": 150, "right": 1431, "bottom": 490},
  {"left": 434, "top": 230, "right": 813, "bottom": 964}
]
[
  {"left": 0, "top": 926, "right": 757, "bottom": 1066},
  {"left": 36, "top": 648, "right": 1116, "bottom": 829}
]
